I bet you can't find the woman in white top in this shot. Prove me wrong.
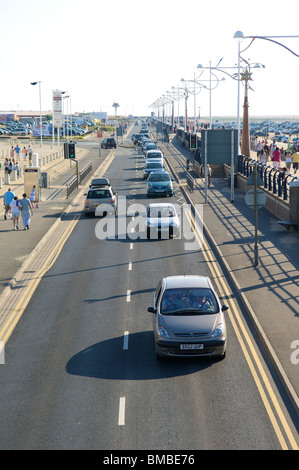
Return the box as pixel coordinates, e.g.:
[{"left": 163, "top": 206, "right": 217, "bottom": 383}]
[{"left": 10, "top": 196, "right": 20, "bottom": 230}]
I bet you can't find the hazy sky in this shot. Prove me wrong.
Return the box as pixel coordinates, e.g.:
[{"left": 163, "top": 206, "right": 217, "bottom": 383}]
[{"left": 1, "top": 0, "right": 298, "bottom": 118}]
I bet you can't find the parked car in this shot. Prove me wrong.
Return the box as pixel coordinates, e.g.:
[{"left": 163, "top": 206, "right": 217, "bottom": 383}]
[
  {"left": 8, "top": 129, "right": 28, "bottom": 136},
  {"left": 143, "top": 161, "right": 164, "bottom": 179},
  {"left": 145, "top": 203, "right": 179, "bottom": 239},
  {"left": 84, "top": 185, "right": 117, "bottom": 216},
  {"left": 101, "top": 138, "right": 116, "bottom": 149},
  {"left": 147, "top": 171, "right": 173, "bottom": 197},
  {"left": 148, "top": 275, "right": 228, "bottom": 360}
]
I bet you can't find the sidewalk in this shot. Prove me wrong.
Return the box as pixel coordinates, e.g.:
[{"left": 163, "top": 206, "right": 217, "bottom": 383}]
[{"left": 161, "top": 135, "right": 299, "bottom": 417}]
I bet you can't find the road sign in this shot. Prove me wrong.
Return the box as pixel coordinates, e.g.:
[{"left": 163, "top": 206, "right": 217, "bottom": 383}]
[{"left": 245, "top": 188, "right": 266, "bottom": 210}]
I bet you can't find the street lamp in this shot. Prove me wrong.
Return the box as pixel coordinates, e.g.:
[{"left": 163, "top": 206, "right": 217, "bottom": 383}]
[{"left": 30, "top": 81, "right": 42, "bottom": 160}]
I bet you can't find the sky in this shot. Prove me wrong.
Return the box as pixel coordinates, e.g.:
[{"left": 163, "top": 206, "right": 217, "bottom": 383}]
[{"left": 0, "top": 0, "right": 299, "bottom": 119}]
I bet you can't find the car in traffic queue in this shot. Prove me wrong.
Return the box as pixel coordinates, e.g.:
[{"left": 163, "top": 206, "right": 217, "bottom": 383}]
[
  {"left": 148, "top": 275, "right": 228, "bottom": 360},
  {"left": 147, "top": 171, "right": 173, "bottom": 197},
  {"left": 145, "top": 203, "right": 179, "bottom": 239},
  {"left": 143, "top": 161, "right": 164, "bottom": 180},
  {"left": 84, "top": 185, "right": 118, "bottom": 216},
  {"left": 143, "top": 141, "right": 158, "bottom": 153},
  {"left": 101, "top": 137, "right": 117, "bottom": 149},
  {"left": 145, "top": 149, "right": 164, "bottom": 164}
]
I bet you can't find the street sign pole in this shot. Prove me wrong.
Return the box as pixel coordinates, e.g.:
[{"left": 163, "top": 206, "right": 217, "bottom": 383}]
[{"left": 254, "top": 163, "right": 259, "bottom": 266}]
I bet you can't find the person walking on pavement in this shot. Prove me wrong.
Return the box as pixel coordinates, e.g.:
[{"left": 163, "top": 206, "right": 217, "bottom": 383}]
[
  {"left": 272, "top": 147, "right": 281, "bottom": 169},
  {"left": 19, "top": 193, "right": 33, "bottom": 230},
  {"left": 22, "top": 146, "right": 27, "bottom": 160},
  {"left": 292, "top": 150, "right": 299, "bottom": 175},
  {"left": 14, "top": 144, "right": 20, "bottom": 160},
  {"left": 10, "top": 146, "right": 15, "bottom": 159},
  {"left": 3, "top": 188, "right": 15, "bottom": 220},
  {"left": 9, "top": 196, "right": 20, "bottom": 230},
  {"left": 29, "top": 185, "right": 38, "bottom": 208}
]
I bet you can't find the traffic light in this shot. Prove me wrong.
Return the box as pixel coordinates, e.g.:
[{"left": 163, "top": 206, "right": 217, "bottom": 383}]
[
  {"left": 69, "top": 142, "right": 76, "bottom": 159},
  {"left": 64, "top": 142, "right": 69, "bottom": 159},
  {"left": 190, "top": 134, "right": 197, "bottom": 149}
]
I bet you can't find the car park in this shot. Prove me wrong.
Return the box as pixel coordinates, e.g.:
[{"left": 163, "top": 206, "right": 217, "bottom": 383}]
[
  {"left": 84, "top": 185, "right": 117, "bottom": 216},
  {"left": 147, "top": 275, "right": 228, "bottom": 360},
  {"left": 101, "top": 137, "right": 117, "bottom": 149},
  {"left": 147, "top": 171, "right": 173, "bottom": 197},
  {"left": 143, "top": 161, "right": 164, "bottom": 179},
  {"left": 145, "top": 203, "right": 180, "bottom": 239}
]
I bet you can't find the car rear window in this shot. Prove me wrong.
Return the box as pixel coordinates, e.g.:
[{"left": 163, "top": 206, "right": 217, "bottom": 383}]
[{"left": 88, "top": 190, "right": 111, "bottom": 198}]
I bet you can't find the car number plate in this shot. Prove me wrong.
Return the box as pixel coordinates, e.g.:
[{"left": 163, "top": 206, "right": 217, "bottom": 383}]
[{"left": 180, "top": 344, "right": 204, "bottom": 350}]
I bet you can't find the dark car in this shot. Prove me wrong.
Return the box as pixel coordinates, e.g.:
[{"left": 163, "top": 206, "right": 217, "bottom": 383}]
[{"left": 101, "top": 138, "right": 117, "bottom": 149}]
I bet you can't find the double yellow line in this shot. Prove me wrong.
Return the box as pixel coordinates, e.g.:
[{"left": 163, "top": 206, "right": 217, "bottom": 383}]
[
  {"left": 0, "top": 214, "right": 80, "bottom": 346},
  {"left": 185, "top": 209, "right": 298, "bottom": 451}
]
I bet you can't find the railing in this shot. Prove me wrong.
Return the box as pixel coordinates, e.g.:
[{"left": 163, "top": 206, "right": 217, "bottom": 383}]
[
  {"left": 66, "top": 161, "right": 92, "bottom": 198},
  {"left": 238, "top": 155, "right": 297, "bottom": 201}
]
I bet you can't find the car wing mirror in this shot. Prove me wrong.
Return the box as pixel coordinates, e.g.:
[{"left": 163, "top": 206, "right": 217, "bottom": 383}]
[
  {"left": 147, "top": 306, "right": 156, "bottom": 314},
  {"left": 222, "top": 304, "right": 229, "bottom": 311}
]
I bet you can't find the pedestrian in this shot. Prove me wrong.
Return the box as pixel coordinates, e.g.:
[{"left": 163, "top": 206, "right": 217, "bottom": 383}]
[
  {"left": 9, "top": 196, "right": 20, "bottom": 230},
  {"left": 260, "top": 149, "right": 267, "bottom": 165},
  {"left": 15, "top": 161, "right": 20, "bottom": 178},
  {"left": 4, "top": 158, "right": 9, "bottom": 173},
  {"left": 14, "top": 144, "right": 20, "bottom": 159},
  {"left": 29, "top": 185, "right": 38, "bottom": 208},
  {"left": 292, "top": 150, "right": 299, "bottom": 175},
  {"left": 3, "top": 187, "right": 15, "bottom": 220},
  {"left": 256, "top": 141, "right": 263, "bottom": 158},
  {"left": 19, "top": 193, "right": 33, "bottom": 230},
  {"left": 22, "top": 146, "right": 27, "bottom": 160},
  {"left": 10, "top": 146, "right": 15, "bottom": 159},
  {"left": 208, "top": 165, "right": 212, "bottom": 186},
  {"left": 8, "top": 159, "right": 13, "bottom": 175},
  {"left": 272, "top": 147, "right": 281, "bottom": 169},
  {"left": 270, "top": 140, "right": 276, "bottom": 158},
  {"left": 285, "top": 152, "right": 292, "bottom": 172},
  {"left": 27, "top": 145, "right": 33, "bottom": 161}
]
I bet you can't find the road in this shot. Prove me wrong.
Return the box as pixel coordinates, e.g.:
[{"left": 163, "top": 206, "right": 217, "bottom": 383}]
[{"left": 0, "top": 126, "right": 298, "bottom": 450}]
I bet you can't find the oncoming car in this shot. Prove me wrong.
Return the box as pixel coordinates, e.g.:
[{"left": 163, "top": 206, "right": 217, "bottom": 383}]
[
  {"left": 148, "top": 275, "right": 228, "bottom": 360},
  {"left": 147, "top": 171, "right": 173, "bottom": 197},
  {"left": 145, "top": 203, "right": 180, "bottom": 239}
]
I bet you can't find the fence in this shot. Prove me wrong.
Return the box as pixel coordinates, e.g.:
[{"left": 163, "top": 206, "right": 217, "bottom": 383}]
[
  {"left": 66, "top": 161, "right": 92, "bottom": 198},
  {"left": 237, "top": 155, "right": 297, "bottom": 201}
]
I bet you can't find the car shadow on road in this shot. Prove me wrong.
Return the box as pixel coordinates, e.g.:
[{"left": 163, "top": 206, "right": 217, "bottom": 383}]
[{"left": 66, "top": 331, "right": 212, "bottom": 380}]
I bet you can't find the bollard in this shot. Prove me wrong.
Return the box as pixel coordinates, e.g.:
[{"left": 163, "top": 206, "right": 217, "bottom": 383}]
[
  {"left": 4, "top": 173, "right": 10, "bottom": 185},
  {"left": 0, "top": 177, "right": 2, "bottom": 189},
  {"left": 10, "top": 169, "right": 16, "bottom": 181}
]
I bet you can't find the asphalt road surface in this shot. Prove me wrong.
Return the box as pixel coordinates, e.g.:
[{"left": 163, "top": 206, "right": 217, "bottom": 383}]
[{"left": 0, "top": 127, "right": 298, "bottom": 450}]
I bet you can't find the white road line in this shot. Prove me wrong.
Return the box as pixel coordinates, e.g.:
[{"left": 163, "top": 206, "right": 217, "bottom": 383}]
[
  {"left": 123, "top": 331, "right": 129, "bottom": 350},
  {"left": 130, "top": 243, "right": 134, "bottom": 250},
  {"left": 128, "top": 262, "right": 132, "bottom": 271},
  {"left": 126, "top": 290, "right": 131, "bottom": 302},
  {"left": 118, "top": 397, "right": 126, "bottom": 426}
]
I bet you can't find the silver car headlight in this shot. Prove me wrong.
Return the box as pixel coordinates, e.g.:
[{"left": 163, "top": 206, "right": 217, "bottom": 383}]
[
  {"left": 212, "top": 323, "right": 224, "bottom": 337},
  {"left": 158, "top": 325, "right": 170, "bottom": 338}
]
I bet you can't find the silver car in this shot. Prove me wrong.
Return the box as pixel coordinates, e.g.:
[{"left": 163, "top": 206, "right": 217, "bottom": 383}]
[
  {"left": 84, "top": 186, "right": 117, "bottom": 216},
  {"left": 148, "top": 275, "right": 228, "bottom": 360}
]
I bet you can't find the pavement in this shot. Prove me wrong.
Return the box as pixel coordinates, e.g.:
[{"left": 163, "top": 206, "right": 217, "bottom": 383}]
[
  {"left": 0, "top": 129, "right": 298, "bottom": 420},
  {"left": 159, "top": 134, "right": 299, "bottom": 418}
]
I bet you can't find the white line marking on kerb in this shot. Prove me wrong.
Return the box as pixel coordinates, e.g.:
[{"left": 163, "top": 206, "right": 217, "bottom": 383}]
[
  {"left": 118, "top": 397, "right": 126, "bottom": 425},
  {"left": 123, "top": 331, "right": 129, "bottom": 350},
  {"left": 126, "top": 290, "right": 131, "bottom": 302}
]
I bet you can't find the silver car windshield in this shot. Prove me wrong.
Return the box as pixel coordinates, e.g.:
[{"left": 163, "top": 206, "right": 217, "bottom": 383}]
[{"left": 160, "top": 288, "right": 219, "bottom": 314}]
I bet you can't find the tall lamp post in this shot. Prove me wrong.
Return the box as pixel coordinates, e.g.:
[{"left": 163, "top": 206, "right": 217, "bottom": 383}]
[{"left": 30, "top": 81, "right": 42, "bottom": 160}]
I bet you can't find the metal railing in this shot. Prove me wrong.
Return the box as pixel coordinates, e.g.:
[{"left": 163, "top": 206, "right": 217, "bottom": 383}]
[
  {"left": 66, "top": 161, "right": 92, "bottom": 198},
  {"left": 238, "top": 155, "right": 297, "bottom": 201}
]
